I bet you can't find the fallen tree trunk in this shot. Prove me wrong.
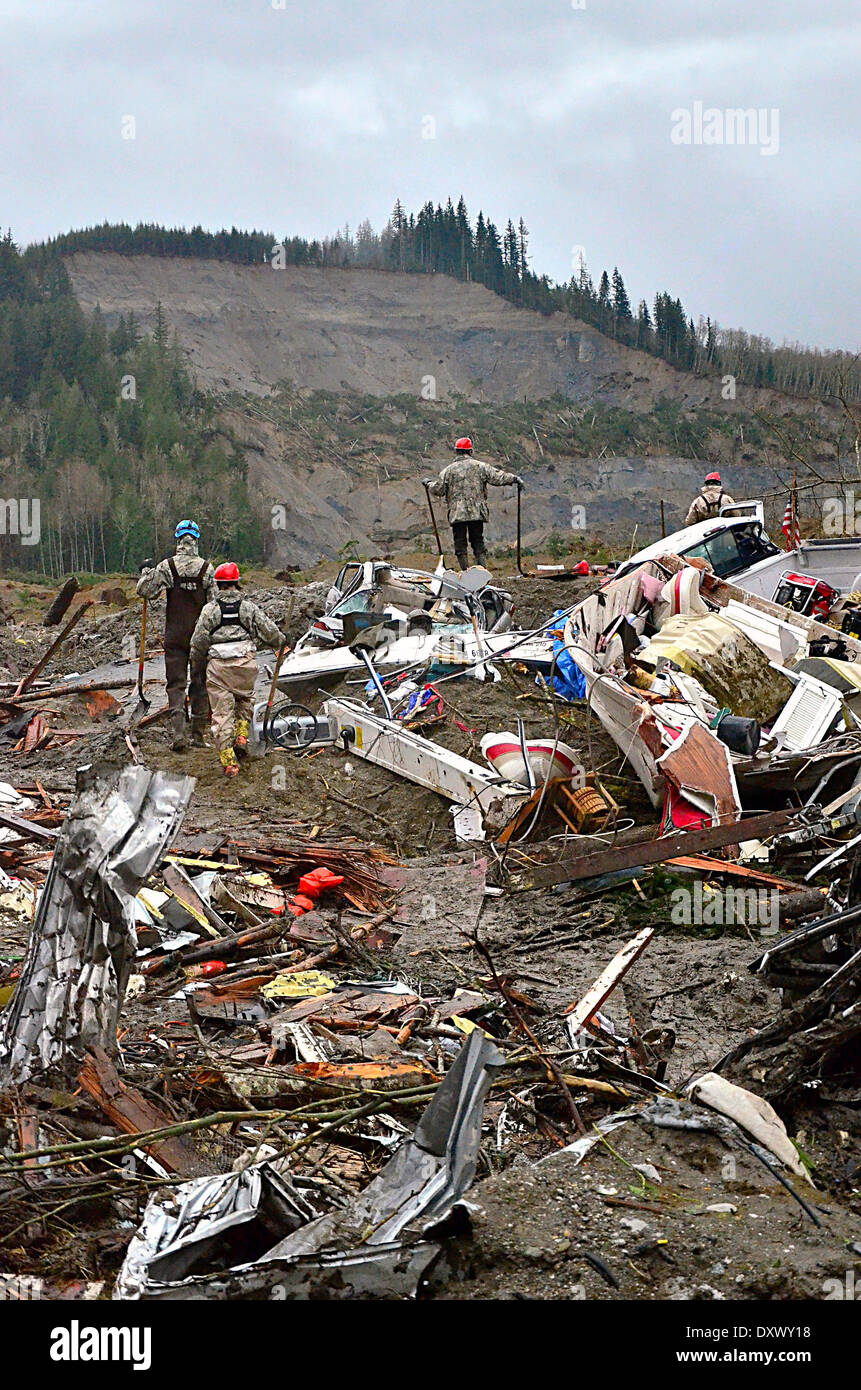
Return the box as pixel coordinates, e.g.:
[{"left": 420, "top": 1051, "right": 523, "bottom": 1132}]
[{"left": 723, "top": 1001, "right": 861, "bottom": 1102}]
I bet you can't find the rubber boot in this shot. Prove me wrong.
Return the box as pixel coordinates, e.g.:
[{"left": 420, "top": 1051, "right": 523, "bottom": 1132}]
[
  {"left": 455, "top": 551, "right": 469, "bottom": 572},
  {"left": 219, "top": 747, "right": 239, "bottom": 779},
  {"left": 190, "top": 719, "right": 208, "bottom": 748},
  {"left": 170, "top": 710, "right": 189, "bottom": 752},
  {"left": 234, "top": 717, "right": 249, "bottom": 760}
]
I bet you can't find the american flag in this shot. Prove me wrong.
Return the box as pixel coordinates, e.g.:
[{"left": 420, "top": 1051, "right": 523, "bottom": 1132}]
[{"left": 781, "top": 479, "right": 800, "bottom": 550}]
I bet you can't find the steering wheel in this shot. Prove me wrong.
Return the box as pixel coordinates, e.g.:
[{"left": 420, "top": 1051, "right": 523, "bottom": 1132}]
[{"left": 263, "top": 700, "right": 319, "bottom": 749}]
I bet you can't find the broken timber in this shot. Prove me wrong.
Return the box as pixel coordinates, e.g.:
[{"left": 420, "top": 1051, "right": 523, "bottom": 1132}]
[
  {"left": 563, "top": 926, "right": 654, "bottom": 1025},
  {"left": 11, "top": 676, "right": 142, "bottom": 704},
  {"left": 0, "top": 810, "right": 59, "bottom": 843},
  {"left": 78, "top": 1048, "right": 203, "bottom": 1177},
  {"left": 14, "top": 601, "right": 94, "bottom": 698},
  {"left": 524, "top": 808, "right": 797, "bottom": 887},
  {"left": 43, "top": 577, "right": 80, "bottom": 628}
]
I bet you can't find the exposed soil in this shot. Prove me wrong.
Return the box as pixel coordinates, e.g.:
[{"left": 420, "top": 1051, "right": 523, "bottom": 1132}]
[{"left": 64, "top": 254, "right": 835, "bottom": 567}]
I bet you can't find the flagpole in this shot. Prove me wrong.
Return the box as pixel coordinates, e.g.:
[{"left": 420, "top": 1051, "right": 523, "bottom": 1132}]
[{"left": 782, "top": 473, "right": 799, "bottom": 553}]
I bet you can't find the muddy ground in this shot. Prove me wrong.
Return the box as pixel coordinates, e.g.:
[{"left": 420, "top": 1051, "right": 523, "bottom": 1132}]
[{"left": 0, "top": 560, "right": 858, "bottom": 1301}]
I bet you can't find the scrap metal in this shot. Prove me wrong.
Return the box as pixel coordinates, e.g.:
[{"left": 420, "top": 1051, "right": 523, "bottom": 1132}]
[
  {"left": 115, "top": 1030, "right": 504, "bottom": 1299},
  {"left": 0, "top": 764, "right": 194, "bottom": 1086}
]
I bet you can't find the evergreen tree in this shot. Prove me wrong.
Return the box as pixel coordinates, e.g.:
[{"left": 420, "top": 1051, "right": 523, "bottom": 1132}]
[
  {"left": 152, "top": 300, "right": 170, "bottom": 356},
  {"left": 611, "top": 267, "right": 632, "bottom": 326}
]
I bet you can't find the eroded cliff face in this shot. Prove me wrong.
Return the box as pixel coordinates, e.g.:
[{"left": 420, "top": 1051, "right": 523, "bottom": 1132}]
[
  {"left": 65, "top": 253, "right": 815, "bottom": 563},
  {"left": 68, "top": 252, "right": 750, "bottom": 408},
  {"left": 216, "top": 403, "right": 779, "bottom": 567}
]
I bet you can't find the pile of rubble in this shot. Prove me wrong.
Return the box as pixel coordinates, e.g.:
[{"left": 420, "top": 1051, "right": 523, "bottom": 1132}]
[{"left": 0, "top": 549, "right": 860, "bottom": 1302}]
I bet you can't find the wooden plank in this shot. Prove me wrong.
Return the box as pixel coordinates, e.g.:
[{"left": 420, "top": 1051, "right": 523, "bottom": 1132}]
[
  {"left": 0, "top": 811, "right": 59, "bottom": 843},
  {"left": 136, "top": 702, "right": 170, "bottom": 729},
  {"left": 14, "top": 677, "right": 142, "bottom": 704},
  {"left": 526, "top": 808, "right": 797, "bottom": 887},
  {"left": 667, "top": 856, "right": 805, "bottom": 890},
  {"left": 78, "top": 1048, "right": 202, "bottom": 1176},
  {"left": 562, "top": 927, "right": 655, "bottom": 1023}
]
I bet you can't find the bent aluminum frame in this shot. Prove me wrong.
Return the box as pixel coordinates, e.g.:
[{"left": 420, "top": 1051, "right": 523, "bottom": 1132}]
[{"left": 0, "top": 764, "right": 194, "bottom": 1087}]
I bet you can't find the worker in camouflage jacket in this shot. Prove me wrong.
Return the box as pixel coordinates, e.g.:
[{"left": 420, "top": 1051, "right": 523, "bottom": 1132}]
[
  {"left": 189, "top": 563, "right": 289, "bottom": 777},
  {"left": 424, "top": 436, "right": 523, "bottom": 570},
  {"left": 136, "top": 520, "right": 217, "bottom": 751},
  {"left": 684, "top": 471, "right": 735, "bottom": 527}
]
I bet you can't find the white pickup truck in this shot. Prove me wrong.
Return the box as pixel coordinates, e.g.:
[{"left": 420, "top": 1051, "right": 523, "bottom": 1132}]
[{"left": 614, "top": 501, "right": 861, "bottom": 606}]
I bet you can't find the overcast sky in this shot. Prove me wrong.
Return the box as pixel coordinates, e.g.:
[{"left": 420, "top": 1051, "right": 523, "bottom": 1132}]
[{"left": 2, "top": 0, "right": 858, "bottom": 350}]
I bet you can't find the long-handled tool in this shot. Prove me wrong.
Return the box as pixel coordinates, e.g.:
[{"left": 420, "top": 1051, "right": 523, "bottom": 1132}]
[
  {"left": 423, "top": 482, "right": 444, "bottom": 557},
  {"left": 134, "top": 597, "right": 151, "bottom": 713},
  {"left": 515, "top": 481, "right": 528, "bottom": 577},
  {"left": 262, "top": 643, "right": 288, "bottom": 743},
  {"left": 515, "top": 481, "right": 587, "bottom": 581}
]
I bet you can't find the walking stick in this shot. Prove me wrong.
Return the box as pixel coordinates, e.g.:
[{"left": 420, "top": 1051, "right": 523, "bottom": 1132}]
[
  {"left": 262, "top": 593, "right": 294, "bottom": 741},
  {"left": 423, "top": 482, "right": 444, "bottom": 557},
  {"left": 515, "top": 479, "right": 527, "bottom": 577},
  {"left": 135, "top": 598, "right": 151, "bottom": 711}
]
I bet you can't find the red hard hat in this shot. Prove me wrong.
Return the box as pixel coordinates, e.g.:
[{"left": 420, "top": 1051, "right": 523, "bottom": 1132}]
[
  {"left": 455, "top": 437, "right": 473, "bottom": 451},
  {"left": 214, "top": 562, "right": 240, "bottom": 583},
  {"left": 704, "top": 471, "right": 721, "bottom": 484}
]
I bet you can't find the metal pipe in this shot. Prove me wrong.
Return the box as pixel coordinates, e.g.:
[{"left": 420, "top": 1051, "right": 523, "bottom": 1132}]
[{"left": 357, "top": 649, "right": 394, "bottom": 721}]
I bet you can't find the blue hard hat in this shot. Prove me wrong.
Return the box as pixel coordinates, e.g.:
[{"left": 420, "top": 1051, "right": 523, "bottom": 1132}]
[{"left": 175, "top": 519, "right": 200, "bottom": 540}]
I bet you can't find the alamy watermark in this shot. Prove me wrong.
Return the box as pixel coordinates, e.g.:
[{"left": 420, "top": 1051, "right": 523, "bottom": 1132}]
[
  {"left": 822, "top": 1269, "right": 861, "bottom": 1300},
  {"left": 671, "top": 102, "right": 779, "bottom": 157},
  {"left": 670, "top": 883, "right": 779, "bottom": 933},
  {"left": 823, "top": 492, "right": 861, "bottom": 537},
  {"left": 50, "top": 1320, "right": 151, "bottom": 1370},
  {"left": 0, "top": 498, "right": 40, "bottom": 545}
]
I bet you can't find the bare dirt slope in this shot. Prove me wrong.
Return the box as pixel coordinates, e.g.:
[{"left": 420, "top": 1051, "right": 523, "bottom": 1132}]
[
  {"left": 65, "top": 253, "right": 820, "bottom": 566},
  {"left": 225, "top": 400, "right": 781, "bottom": 569},
  {"left": 68, "top": 253, "right": 738, "bottom": 409}
]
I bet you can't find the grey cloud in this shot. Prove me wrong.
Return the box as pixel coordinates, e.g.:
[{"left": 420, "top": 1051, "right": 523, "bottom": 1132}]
[{"left": 1, "top": 0, "right": 857, "bottom": 348}]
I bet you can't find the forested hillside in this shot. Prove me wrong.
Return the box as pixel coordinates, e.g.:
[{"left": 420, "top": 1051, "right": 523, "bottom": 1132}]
[{"left": 0, "top": 231, "right": 261, "bottom": 577}]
